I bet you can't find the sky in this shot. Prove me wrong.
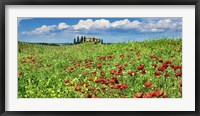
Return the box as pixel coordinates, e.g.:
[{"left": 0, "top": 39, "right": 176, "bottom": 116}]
[{"left": 18, "top": 17, "right": 182, "bottom": 43}]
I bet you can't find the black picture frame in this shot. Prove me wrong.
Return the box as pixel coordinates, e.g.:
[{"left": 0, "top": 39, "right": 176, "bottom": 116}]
[{"left": 0, "top": 0, "right": 199, "bottom": 116}]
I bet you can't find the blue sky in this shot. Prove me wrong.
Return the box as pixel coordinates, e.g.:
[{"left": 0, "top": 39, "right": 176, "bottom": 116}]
[{"left": 18, "top": 18, "right": 182, "bottom": 43}]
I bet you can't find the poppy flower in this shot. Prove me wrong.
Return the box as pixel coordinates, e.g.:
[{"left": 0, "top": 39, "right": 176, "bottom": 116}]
[
  {"left": 86, "top": 94, "right": 92, "bottom": 98},
  {"left": 143, "top": 93, "right": 152, "bottom": 98},
  {"left": 84, "top": 71, "right": 88, "bottom": 76},
  {"left": 150, "top": 54, "right": 157, "bottom": 59},
  {"left": 158, "top": 66, "right": 165, "bottom": 71},
  {"left": 97, "top": 63, "right": 102, "bottom": 69},
  {"left": 116, "top": 84, "right": 121, "bottom": 88},
  {"left": 153, "top": 90, "right": 164, "bottom": 97},
  {"left": 128, "top": 70, "right": 132, "bottom": 75},
  {"left": 137, "top": 64, "right": 144, "bottom": 70},
  {"left": 92, "top": 71, "right": 96, "bottom": 76},
  {"left": 175, "top": 72, "right": 182, "bottom": 77},
  {"left": 166, "top": 60, "right": 172, "bottom": 64},
  {"left": 142, "top": 69, "right": 146, "bottom": 74},
  {"left": 110, "top": 69, "right": 116, "bottom": 75},
  {"left": 136, "top": 50, "right": 140, "bottom": 55},
  {"left": 69, "top": 67, "right": 75, "bottom": 73},
  {"left": 64, "top": 79, "right": 69, "bottom": 83},
  {"left": 153, "top": 64, "right": 158, "bottom": 68},
  {"left": 102, "top": 86, "right": 107, "bottom": 90},
  {"left": 75, "top": 86, "right": 81, "bottom": 91},
  {"left": 179, "top": 81, "right": 182, "bottom": 87},
  {"left": 154, "top": 71, "right": 161, "bottom": 76},
  {"left": 163, "top": 94, "right": 168, "bottom": 98},
  {"left": 18, "top": 72, "right": 23, "bottom": 75},
  {"left": 101, "top": 55, "right": 106, "bottom": 60},
  {"left": 110, "top": 85, "right": 115, "bottom": 89},
  {"left": 133, "top": 92, "right": 143, "bottom": 98},
  {"left": 144, "top": 81, "right": 152, "bottom": 87},
  {"left": 100, "top": 72, "right": 105, "bottom": 77},
  {"left": 88, "top": 77, "right": 93, "bottom": 81},
  {"left": 164, "top": 73, "right": 169, "bottom": 77},
  {"left": 173, "top": 66, "right": 180, "bottom": 70},
  {"left": 120, "top": 82, "right": 128, "bottom": 90},
  {"left": 117, "top": 70, "right": 123, "bottom": 76},
  {"left": 81, "top": 90, "right": 85, "bottom": 93},
  {"left": 117, "top": 64, "right": 123, "bottom": 69}
]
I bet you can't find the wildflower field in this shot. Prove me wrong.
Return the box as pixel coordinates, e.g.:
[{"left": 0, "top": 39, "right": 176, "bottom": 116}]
[{"left": 18, "top": 39, "right": 182, "bottom": 98}]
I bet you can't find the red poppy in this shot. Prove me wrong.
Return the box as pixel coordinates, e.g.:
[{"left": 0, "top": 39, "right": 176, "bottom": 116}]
[
  {"left": 179, "top": 81, "right": 182, "bottom": 87},
  {"left": 137, "top": 64, "right": 144, "bottom": 70},
  {"left": 92, "top": 71, "right": 96, "bottom": 76},
  {"left": 88, "top": 77, "right": 93, "bottom": 81},
  {"left": 101, "top": 55, "right": 106, "bottom": 60},
  {"left": 164, "top": 73, "right": 169, "bottom": 77},
  {"left": 117, "top": 70, "right": 123, "bottom": 76},
  {"left": 86, "top": 94, "right": 92, "bottom": 98},
  {"left": 110, "top": 69, "right": 117, "bottom": 75},
  {"left": 97, "top": 63, "right": 102, "bottom": 69},
  {"left": 142, "top": 69, "right": 146, "bottom": 74},
  {"left": 163, "top": 94, "right": 168, "bottom": 98},
  {"left": 75, "top": 86, "right": 81, "bottom": 91},
  {"left": 158, "top": 66, "right": 165, "bottom": 71},
  {"left": 144, "top": 81, "right": 152, "bottom": 87},
  {"left": 150, "top": 54, "right": 157, "bottom": 59},
  {"left": 153, "top": 64, "right": 158, "bottom": 68},
  {"left": 84, "top": 71, "right": 88, "bottom": 75},
  {"left": 120, "top": 82, "right": 128, "bottom": 90},
  {"left": 117, "top": 64, "right": 123, "bottom": 69},
  {"left": 133, "top": 92, "right": 143, "bottom": 98},
  {"left": 143, "top": 92, "right": 152, "bottom": 98},
  {"left": 153, "top": 90, "right": 164, "bottom": 98},
  {"left": 64, "top": 79, "right": 69, "bottom": 83},
  {"left": 154, "top": 71, "right": 161, "bottom": 76},
  {"left": 175, "top": 72, "right": 182, "bottom": 77},
  {"left": 18, "top": 72, "right": 23, "bottom": 75}
]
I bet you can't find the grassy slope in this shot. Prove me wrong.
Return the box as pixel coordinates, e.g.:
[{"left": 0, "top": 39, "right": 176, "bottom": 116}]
[{"left": 18, "top": 39, "right": 182, "bottom": 98}]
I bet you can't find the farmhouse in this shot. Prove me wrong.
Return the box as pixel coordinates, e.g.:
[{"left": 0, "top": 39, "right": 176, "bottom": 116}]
[{"left": 74, "top": 36, "right": 103, "bottom": 44}]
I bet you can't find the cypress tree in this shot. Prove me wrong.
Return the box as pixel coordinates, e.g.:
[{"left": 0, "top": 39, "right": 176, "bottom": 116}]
[
  {"left": 83, "top": 36, "right": 86, "bottom": 42},
  {"left": 77, "top": 36, "right": 80, "bottom": 44},
  {"left": 101, "top": 39, "right": 103, "bottom": 44},
  {"left": 74, "top": 38, "right": 76, "bottom": 44},
  {"left": 81, "top": 36, "right": 83, "bottom": 43}
]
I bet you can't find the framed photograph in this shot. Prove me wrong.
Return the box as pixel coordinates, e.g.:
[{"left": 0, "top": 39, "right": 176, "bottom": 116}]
[{"left": 1, "top": 0, "right": 199, "bottom": 115}]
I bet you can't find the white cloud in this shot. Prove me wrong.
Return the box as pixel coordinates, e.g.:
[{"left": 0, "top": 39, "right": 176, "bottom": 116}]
[
  {"left": 151, "top": 28, "right": 165, "bottom": 32},
  {"left": 32, "top": 25, "right": 57, "bottom": 35},
  {"left": 156, "top": 19, "right": 177, "bottom": 28},
  {"left": 73, "top": 19, "right": 94, "bottom": 29},
  {"left": 111, "top": 19, "right": 141, "bottom": 29},
  {"left": 73, "top": 19, "right": 142, "bottom": 30},
  {"left": 93, "top": 19, "right": 111, "bottom": 29},
  {"left": 58, "top": 22, "right": 69, "bottom": 30},
  {"left": 22, "top": 25, "right": 57, "bottom": 35},
  {"left": 73, "top": 19, "right": 111, "bottom": 30}
]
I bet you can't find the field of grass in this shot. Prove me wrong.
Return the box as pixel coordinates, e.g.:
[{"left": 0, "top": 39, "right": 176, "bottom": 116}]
[{"left": 18, "top": 39, "right": 182, "bottom": 98}]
